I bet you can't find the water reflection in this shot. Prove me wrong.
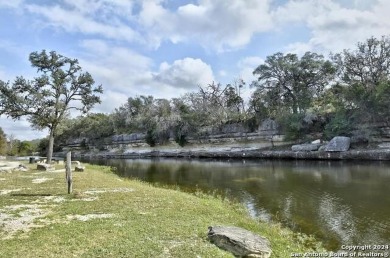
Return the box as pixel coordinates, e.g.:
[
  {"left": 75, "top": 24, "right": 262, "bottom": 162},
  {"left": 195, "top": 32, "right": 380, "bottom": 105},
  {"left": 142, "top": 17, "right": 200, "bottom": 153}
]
[{"left": 85, "top": 158, "right": 390, "bottom": 250}]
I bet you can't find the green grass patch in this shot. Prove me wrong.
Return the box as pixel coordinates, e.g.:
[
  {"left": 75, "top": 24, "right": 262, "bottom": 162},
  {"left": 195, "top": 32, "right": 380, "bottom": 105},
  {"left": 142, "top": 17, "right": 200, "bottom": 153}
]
[{"left": 0, "top": 162, "right": 325, "bottom": 257}]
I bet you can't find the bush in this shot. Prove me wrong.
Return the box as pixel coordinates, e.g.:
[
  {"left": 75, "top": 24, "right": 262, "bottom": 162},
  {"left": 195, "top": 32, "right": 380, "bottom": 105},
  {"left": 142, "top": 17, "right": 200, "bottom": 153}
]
[
  {"left": 277, "top": 113, "right": 305, "bottom": 141},
  {"left": 323, "top": 110, "right": 353, "bottom": 140},
  {"left": 145, "top": 130, "right": 156, "bottom": 147}
]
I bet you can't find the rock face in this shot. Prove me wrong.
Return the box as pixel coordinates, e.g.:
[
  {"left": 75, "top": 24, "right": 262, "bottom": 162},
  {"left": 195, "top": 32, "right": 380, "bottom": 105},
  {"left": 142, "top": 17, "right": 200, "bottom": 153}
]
[
  {"left": 291, "top": 143, "right": 321, "bottom": 152},
  {"left": 208, "top": 226, "right": 272, "bottom": 258},
  {"left": 258, "top": 118, "right": 279, "bottom": 137},
  {"left": 323, "top": 136, "right": 351, "bottom": 152}
]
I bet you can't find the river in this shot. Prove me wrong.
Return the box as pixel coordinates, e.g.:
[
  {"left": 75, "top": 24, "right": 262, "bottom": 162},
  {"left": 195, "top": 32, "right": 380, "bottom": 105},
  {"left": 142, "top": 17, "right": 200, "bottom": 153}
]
[{"left": 84, "top": 158, "right": 390, "bottom": 250}]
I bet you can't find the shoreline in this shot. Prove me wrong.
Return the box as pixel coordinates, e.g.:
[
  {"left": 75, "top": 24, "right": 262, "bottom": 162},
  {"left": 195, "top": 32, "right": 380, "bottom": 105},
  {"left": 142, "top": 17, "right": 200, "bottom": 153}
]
[{"left": 70, "top": 147, "right": 390, "bottom": 161}]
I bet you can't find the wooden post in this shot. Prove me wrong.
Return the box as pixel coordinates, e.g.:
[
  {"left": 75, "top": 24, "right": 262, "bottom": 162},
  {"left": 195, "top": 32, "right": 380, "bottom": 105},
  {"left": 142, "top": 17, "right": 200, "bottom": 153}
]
[{"left": 66, "top": 151, "right": 72, "bottom": 194}]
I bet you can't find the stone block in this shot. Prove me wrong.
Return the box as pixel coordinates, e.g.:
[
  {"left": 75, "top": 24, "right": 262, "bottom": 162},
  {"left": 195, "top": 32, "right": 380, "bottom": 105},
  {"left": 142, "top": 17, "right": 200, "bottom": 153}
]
[
  {"left": 291, "top": 143, "right": 321, "bottom": 151},
  {"left": 208, "top": 226, "right": 271, "bottom": 258},
  {"left": 323, "top": 136, "right": 351, "bottom": 152}
]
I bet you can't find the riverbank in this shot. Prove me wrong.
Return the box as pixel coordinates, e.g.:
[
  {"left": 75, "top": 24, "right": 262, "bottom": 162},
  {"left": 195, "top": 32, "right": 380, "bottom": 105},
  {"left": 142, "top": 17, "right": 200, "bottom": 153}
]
[
  {"left": 70, "top": 144, "right": 390, "bottom": 161},
  {"left": 0, "top": 162, "right": 325, "bottom": 257}
]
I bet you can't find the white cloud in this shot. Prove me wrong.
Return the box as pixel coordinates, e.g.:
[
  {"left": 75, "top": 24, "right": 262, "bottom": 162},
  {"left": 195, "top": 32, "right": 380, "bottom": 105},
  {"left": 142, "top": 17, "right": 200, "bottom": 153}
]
[
  {"left": 154, "top": 58, "right": 215, "bottom": 90},
  {"left": 0, "top": 116, "right": 48, "bottom": 141},
  {"left": 79, "top": 40, "right": 153, "bottom": 89},
  {"left": 0, "top": 0, "right": 23, "bottom": 9},
  {"left": 92, "top": 90, "right": 128, "bottom": 113},
  {"left": 26, "top": 3, "right": 141, "bottom": 44},
  {"left": 237, "top": 56, "right": 264, "bottom": 84},
  {"left": 135, "top": 0, "right": 274, "bottom": 51},
  {"left": 77, "top": 41, "right": 216, "bottom": 112},
  {"left": 218, "top": 70, "right": 227, "bottom": 77},
  {"left": 274, "top": 0, "right": 390, "bottom": 54},
  {"left": 178, "top": 0, "right": 273, "bottom": 50}
]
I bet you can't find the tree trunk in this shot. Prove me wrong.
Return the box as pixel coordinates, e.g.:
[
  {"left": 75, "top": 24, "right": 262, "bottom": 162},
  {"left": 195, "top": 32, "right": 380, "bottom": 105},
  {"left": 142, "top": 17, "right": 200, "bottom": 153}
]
[
  {"left": 46, "top": 128, "right": 55, "bottom": 164},
  {"left": 66, "top": 151, "right": 72, "bottom": 194}
]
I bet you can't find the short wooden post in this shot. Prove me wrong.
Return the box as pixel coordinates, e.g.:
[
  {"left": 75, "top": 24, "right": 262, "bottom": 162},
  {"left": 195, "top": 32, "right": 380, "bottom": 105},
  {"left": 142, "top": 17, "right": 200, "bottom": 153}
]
[{"left": 66, "top": 151, "right": 73, "bottom": 194}]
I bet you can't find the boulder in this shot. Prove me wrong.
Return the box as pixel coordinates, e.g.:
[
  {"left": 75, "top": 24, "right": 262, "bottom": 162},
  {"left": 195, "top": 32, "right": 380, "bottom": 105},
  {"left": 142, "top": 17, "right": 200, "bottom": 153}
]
[
  {"left": 75, "top": 166, "right": 85, "bottom": 172},
  {"left": 323, "top": 136, "right": 351, "bottom": 152},
  {"left": 36, "top": 163, "right": 55, "bottom": 171},
  {"left": 208, "top": 226, "right": 271, "bottom": 258},
  {"left": 291, "top": 143, "right": 321, "bottom": 152},
  {"left": 71, "top": 161, "right": 81, "bottom": 166}
]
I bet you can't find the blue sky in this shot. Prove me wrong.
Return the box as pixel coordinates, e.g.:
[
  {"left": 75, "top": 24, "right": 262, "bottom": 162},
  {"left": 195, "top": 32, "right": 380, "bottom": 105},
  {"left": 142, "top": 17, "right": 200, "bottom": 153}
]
[{"left": 1, "top": 0, "right": 389, "bottom": 140}]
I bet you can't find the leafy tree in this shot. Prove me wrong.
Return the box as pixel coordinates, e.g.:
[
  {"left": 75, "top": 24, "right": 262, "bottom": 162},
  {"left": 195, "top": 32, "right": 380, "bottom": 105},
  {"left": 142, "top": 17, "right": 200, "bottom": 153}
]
[
  {"left": 0, "top": 127, "right": 6, "bottom": 155},
  {"left": 252, "top": 52, "right": 335, "bottom": 115},
  {"left": 7, "top": 138, "right": 20, "bottom": 156},
  {"left": 224, "top": 79, "right": 245, "bottom": 122},
  {"left": 58, "top": 113, "right": 114, "bottom": 142},
  {"left": 332, "top": 36, "right": 390, "bottom": 125},
  {"left": 0, "top": 50, "right": 103, "bottom": 163},
  {"left": 37, "top": 138, "right": 49, "bottom": 156},
  {"left": 324, "top": 109, "right": 354, "bottom": 140},
  {"left": 18, "top": 141, "right": 35, "bottom": 156}
]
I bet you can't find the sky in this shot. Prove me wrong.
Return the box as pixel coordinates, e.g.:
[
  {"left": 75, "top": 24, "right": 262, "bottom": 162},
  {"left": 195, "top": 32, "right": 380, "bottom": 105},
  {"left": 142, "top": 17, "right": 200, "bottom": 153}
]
[{"left": 0, "top": 0, "right": 389, "bottom": 140}]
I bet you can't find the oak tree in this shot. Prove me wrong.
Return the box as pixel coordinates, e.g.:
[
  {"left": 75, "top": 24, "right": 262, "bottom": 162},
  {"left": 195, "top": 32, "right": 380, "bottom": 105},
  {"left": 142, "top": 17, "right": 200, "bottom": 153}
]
[{"left": 0, "top": 50, "right": 103, "bottom": 163}]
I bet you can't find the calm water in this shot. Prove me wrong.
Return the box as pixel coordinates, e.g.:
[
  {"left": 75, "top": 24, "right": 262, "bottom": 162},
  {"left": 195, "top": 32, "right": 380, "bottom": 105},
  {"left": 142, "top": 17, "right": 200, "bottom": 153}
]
[{"left": 85, "top": 158, "right": 390, "bottom": 250}]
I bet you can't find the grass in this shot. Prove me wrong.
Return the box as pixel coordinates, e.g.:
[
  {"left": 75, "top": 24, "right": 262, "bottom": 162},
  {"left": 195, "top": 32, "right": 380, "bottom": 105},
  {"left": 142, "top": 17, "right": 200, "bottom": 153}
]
[{"left": 0, "top": 162, "right": 325, "bottom": 257}]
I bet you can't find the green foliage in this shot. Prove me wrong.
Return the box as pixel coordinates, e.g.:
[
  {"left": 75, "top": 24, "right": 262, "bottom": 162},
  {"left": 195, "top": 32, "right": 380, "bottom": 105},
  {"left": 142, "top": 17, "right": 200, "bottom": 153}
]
[
  {"left": 0, "top": 50, "right": 103, "bottom": 162},
  {"left": 56, "top": 113, "right": 115, "bottom": 148},
  {"left": 37, "top": 138, "right": 49, "bottom": 156},
  {"left": 277, "top": 113, "right": 305, "bottom": 141},
  {"left": 252, "top": 52, "right": 335, "bottom": 115},
  {"left": 323, "top": 110, "right": 353, "bottom": 140},
  {"left": 0, "top": 127, "right": 6, "bottom": 155},
  {"left": 374, "top": 81, "right": 390, "bottom": 124},
  {"left": 11, "top": 37, "right": 390, "bottom": 148},
  {"left": 18, "top": 141, "right": 35, "bottom": 156},
  {"left": 332, "top": 36, "right": 390, "bottom": 125},
  {"left": 145, "top": 130, "right": 156, "bottom": 147}
]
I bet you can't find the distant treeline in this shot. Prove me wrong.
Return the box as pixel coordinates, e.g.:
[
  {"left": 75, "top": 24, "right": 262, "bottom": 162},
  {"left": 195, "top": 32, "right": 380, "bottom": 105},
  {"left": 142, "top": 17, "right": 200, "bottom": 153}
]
[{"left": 49, "top": 35, "right": 390, "bottom": 150}]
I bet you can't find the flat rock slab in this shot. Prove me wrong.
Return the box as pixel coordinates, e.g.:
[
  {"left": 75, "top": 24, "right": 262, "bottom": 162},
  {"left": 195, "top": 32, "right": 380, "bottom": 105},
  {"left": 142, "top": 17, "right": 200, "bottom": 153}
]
[
  {"left": 291, "top": 143, "right": 321, "bottom": 152},
  {"left": 208, "top": 226, "right": 271, "bottom": 258},
  {"left": 36, "top": 164, "right": 55, "bottom": 171}
]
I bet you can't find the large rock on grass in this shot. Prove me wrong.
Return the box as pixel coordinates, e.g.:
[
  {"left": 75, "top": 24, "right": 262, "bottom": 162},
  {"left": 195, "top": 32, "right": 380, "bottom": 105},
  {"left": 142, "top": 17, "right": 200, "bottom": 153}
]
[
  {"left": 37, "top": 163, "right": 55, "bottom": 171},
  {"left": 208, "top": 226, "right": 271, "bottom": 258},
  {"left": 323, "top": 136, "right": 351, "bottom": 152},
  {"left": 75, "top": 166, "right": 85, "bottom": 172}
]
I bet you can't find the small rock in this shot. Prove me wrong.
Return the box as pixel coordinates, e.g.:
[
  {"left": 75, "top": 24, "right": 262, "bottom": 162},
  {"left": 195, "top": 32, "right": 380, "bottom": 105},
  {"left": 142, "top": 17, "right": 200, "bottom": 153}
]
[
  {"left": 208, "top": 226, "right": 271, "bottom": 258},
  {"left": 311, "top": 139, "right": 321, "bottom": 144},
  {"left": 18, "top": 164, "right": 29, "bottom": 172}
]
